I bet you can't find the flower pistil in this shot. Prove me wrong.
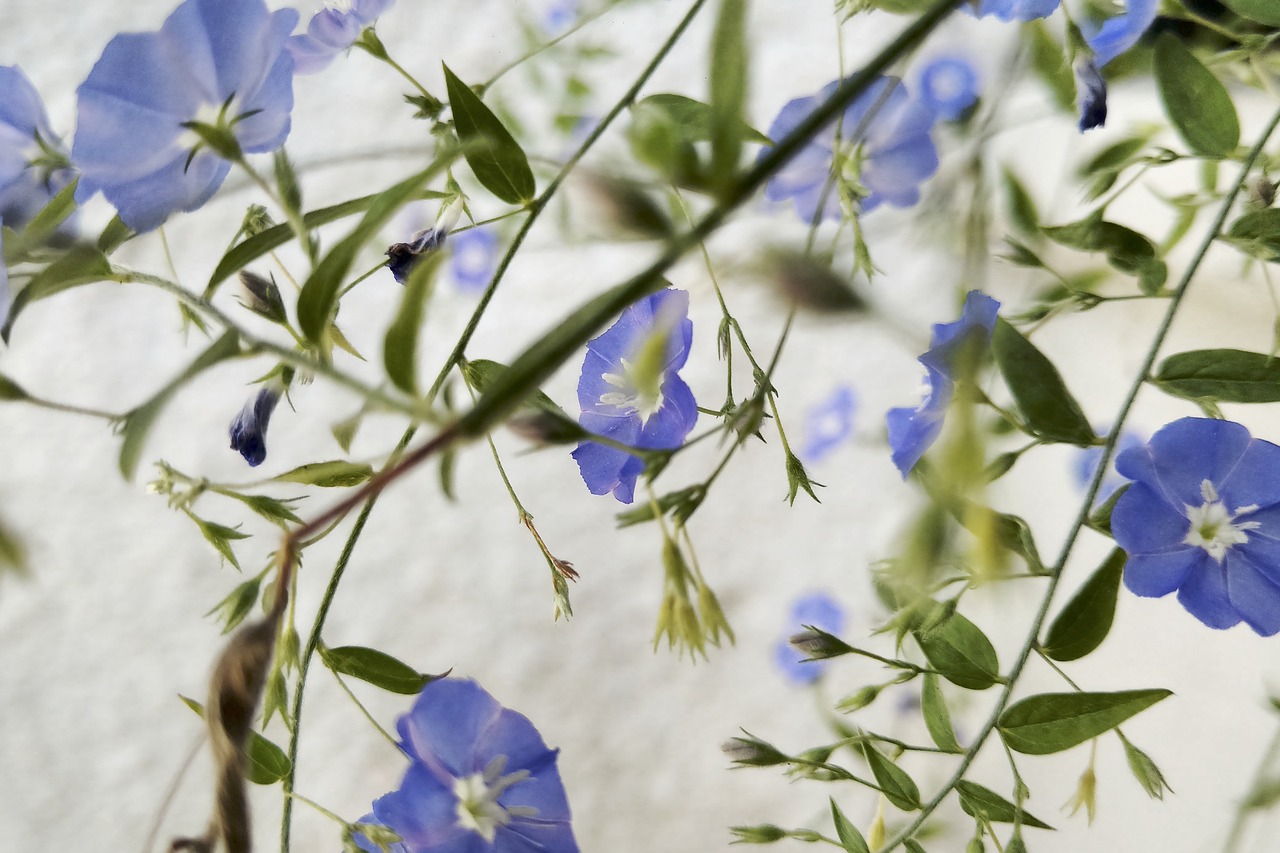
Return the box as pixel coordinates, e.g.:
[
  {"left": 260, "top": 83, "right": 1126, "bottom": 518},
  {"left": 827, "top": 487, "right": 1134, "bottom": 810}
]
[
  {"left": 453, "top": 755, "right": 537, "bottom": 841},
  {"left": 1182, "top": 479, "right": 1261, "bottom": 562}
]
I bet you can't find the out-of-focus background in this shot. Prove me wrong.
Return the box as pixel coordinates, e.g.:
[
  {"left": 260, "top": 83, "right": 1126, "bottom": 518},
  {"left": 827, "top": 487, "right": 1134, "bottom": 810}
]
[{"left": 4, "top": 1, "right": 1280, "bottom": 850}]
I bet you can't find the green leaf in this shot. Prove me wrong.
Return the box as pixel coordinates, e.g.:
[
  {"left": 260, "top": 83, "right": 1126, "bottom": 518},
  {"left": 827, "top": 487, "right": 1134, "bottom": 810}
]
[
  {"left": 118, "top": 331, "right": 241, "bottom": 479},
  {"left": 0, "top": 516, "right": 28, "bottom": 576},
  {"left": 2, "top": 245, "right": 114, "bottom": 341},
  {"left": 829, "top": 798, "right": 871, "bottom": 853},
  {"left": 998, "top": 690, "right": 1173, "bottom": 755},
  {"left": 193, "top": 517, "right": 250, "bottom": 570},
  {"left": 1154, "top": 348, "right": 1280, "bottom": 403},
  {"left": 1120, "top": 734, "right": 1173, "bottom": 800},
  {"left": 320, "top": 645, "right": 436, "bottom": 694},
  {"left": 913, "top": 607, "right": 1001, "bottom": 691},
  {"left": 21, "top": 179, "right": 80, "bottom": 247},
  {"left": 205, "top": 578, "right": 261, "bottom": 632},
  {"left": 1027, "top": 21, "right": 1073, "bottom": 111},
  {"left": 709, "top": 0, "right": 748, "bottom": 195},
  {"left": 903, "top": 842, "right": 927, "bottom": 853},
  {"left": 296, "top": 160, "right": 450, "bottom": 344},
  {"left": 0, "top": 373, "right": 29, "bottom": 401},
  {"left": 97, "top": 216, "right": 133, "bottom": 255},
  {"left": 921, "top": 672, "right": 962, "bottom": 753},
  {"left": 443, "top": 64, "right": 535, "bottom": 204},
  {"left": 992, "top": 319, "right": 1096, "bottom": 446},
  {"left": 861, "top": 743, "right": 920, "bottom": 811},
  {"left": 1154, "top": 33, "right": 1239, "bottom": 158},
  {"left": 179, "top": 696, "right": 292, "bottom": 784},
  {"left": 1042, "top": 214, "right": 1167, "bottom": 294},
  {"left": 275, "top": 460, "right": 375, "bottom": 488},
  {"left": 1001, "top": 168, "right": 1039, "bottom": 237},
  {"left": 1086, "top": 482, "right": 1127, "bottom": 537},
  {"left": 273, "top": 149, "right": 303, "bottom": 225},
  {"left": 634, "top": 94, "right": 769, "bottom": 144},
  {"left": 955, "top": 781, "right": 1054, "bottom": 829},
  {"left": 234, "top": 494, "right": 304, "bottom": 526},
  {"left": 462, "top": 358, "right": 570, "bottom": 418},
  {"left": 383, "top": 249, "right": 442, "bottom": 394},
  {"left": 1225, "top": 208, "right": 1280, "bottom": 262},
  {"left": 1042, "top": 548, "right": 1125, "bottom": 661},
  {"left": 1220, "top": 0, "right": 1280, "bottom": 26}
]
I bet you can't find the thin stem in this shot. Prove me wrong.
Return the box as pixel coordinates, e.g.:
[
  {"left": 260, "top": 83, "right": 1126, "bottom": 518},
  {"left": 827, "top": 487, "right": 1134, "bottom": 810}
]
[
  {"left": 12, "top": 392, "right": 121, "bottom": 421},
  {"left": 482, "top": 3, "right": 612, "bottom": 89},
  {"left": 328, "top": 667, "right": 401, "bottom": 749}
]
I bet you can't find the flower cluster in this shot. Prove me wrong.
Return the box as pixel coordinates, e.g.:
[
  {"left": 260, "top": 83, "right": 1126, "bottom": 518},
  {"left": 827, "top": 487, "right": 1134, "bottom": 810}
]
[
  {"left": 572, "top": 289, "right": 698, "bottom": 504},
  {"left": 356, "top": 678, "right": 579, "bottom": 853},
  {"left": 289, "top": 0, "right": 396, "bottom": 74}
]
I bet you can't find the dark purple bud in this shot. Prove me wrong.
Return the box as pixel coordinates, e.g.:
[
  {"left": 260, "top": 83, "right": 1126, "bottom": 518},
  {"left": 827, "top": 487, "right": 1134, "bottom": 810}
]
[
  {"left": 229, "top": 387, "right": 282, "bottom": 466},
  {"left": 1074, "top": 57, "right": 1107, "bottom": 132},
  {"left": 386, "top": 226, "right": 448, "bottom": 285}
]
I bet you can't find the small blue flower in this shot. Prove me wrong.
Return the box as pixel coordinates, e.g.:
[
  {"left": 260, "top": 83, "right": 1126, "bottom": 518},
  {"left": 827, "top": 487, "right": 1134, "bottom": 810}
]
[
  {"left": 288, "top": 0, "right": 395, "bottom": 74},
  {"left": 1074, "top": 56, "right": 1108, "bottom": 132},
  {"left": 762, "top": 76, "right": 939, "bottom": 224},
  {"left": 968, "top": 0, "right": 1060, "bottom": 22},
  {"left": 228, "top": 385, "right": 281, "bottom": 467},
  {"left": 918, "top": 57, "right": 979, "bottom": 122},
  {"left": 0, "top": 66, "right": 75, "bottom": 228},
  {"left": 571, "top": 288, "right": 697, "bottom": 504},
  {"left": 802, "top": 385, "right": 856, "bottom": 463},
  {"left": 885, "top": 291, "right": 1000, "bottom": 478},
  {"left": 449, "top": 227, "right": 498, "bottom": 294},
  {"left": 72, "top": 0, "right": 298, "bottom": 233},
  {"left": 387, "top": 226, "right": 448, "bottom": 285},
  {"left": 1074, "top": 426, "right": 1144, "bottom": 502},
  {"left": 1113, "top": 417, "right": 1280, "bottom": 636},
  {"left": 776, "top": 591, "right": 846, "bottom": 685},
  {"left": 372, "top": 678, "right": 579, "bottom": 853},
  {"left": 1084, "top": 0, "right": 1159, "bottom": 68},
  {"left": 542, "top": 0, "right": 578, "bottom": 35}
]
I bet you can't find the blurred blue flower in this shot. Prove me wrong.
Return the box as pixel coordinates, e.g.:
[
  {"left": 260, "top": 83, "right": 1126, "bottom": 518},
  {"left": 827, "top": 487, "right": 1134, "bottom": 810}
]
[
  {"left": 571, "top": 289, "right": 697, "bottom": 504},
  {"left": 1113, "top": 418, "right": 1280, "bottom": 636},
  {"left": 885, "top": 291, "right": 999, "bottom": 478},
  {"left": 387, "top": 226, "right": 448, "bottom": 285},
  {"left": 543, "top": 0, "right": 579, "bottom": 35},
  {"left": 776, "top": 591, "right": 845, "bottom": 685},
  {"left": 288, "top": 0, "right": 395, "bottom": 74},
  {"left": 72, "top": 0, "right": 298, "bottom": 233},
  {"left": 918, "top": 57, "right": 979, "bottom": 122},
  {"left": 762, "top": 76, "right": 938, "bottom": 224},
  {"left": 1074, "top": 57, "right": 1108, "bottom": 132},
  {"left": 802, "top": 385, "right": 856, "bottom": 463},
  {"left": 450, "top": 227, "right": 498, "bottom": 294},
  {"left": 0, "top": 66, "right": 75, "bottom": 228},
  {"left": 968, "top": 0, "right": 1060, "bottom": 21},
  {"left": 1074, "top": 426, "right": 1144, "bottom": 502},
  {"left": 229, "top": 385, "right": 281, "bottom": 467},
  {"left": 1084, "top": 0, "right": 1159, "bottom": 68},
  {"left": 372, "top": 678, "right": 579, "bottom": 853}
]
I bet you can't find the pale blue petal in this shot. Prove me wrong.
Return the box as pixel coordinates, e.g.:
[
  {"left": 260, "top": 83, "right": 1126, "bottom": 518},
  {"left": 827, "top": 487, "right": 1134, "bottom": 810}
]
[
  {"left": 1085, "top": 0, "right": 1159, "bottom": 67},
  {"left": 1217, "top": 437, "right": 1280, "bottom": 511},
  {"left": 373, "top": 764, "right": 471, "bottom": 850},
  {"left": 1177, "top": 558, "right": 1241, "bottom": 629},
  {"left": 919, "top": 57, "right": 978, "bottom": 121},
  {"left": 398, "top": 679, "right": 503, "bottom": 778},
  {"left": 636, "top": 374, "right": 697, "bottom": 449},
  {"left": 496, "top": 821, "right": 579, "bottom": 853},
  {"left": 1123, "top": 549, "right": 1199, "bottom": 598},
  {"left": 1110, "top": 482, "right": 1190, "bottom": 554},
  {"left": 1115, "top": 418, "right": 1251, "bottom": 508},
  {"left": 1227, "top": 550, "right": 1280, "bottom": 636}
]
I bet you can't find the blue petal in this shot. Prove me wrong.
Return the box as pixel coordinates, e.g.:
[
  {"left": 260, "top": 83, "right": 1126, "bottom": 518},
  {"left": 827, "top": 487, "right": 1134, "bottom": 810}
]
[
  {"left": 1084, "top": 0, "right": 1159, "bottom": 67},
  {"left": 802, "top": 386, "right": 856, "bottom": 462},
  {"left": 228, "top": 386, "right": 280, "bottom": 467},
  {"left": 495, "top": 821, "right": 580, "bottom": 853},
  {"left": 398, "top": 678, "right": 504, "bottom": 778},
  {"left": 101, "top": 149, "right": 231, "bottom": 234},
  {"left": 886, "top": 368, "right": 951, "bottom": 478},
  {"left": 234, "top": 47, "right": 295, "bottom": 154},
  {"left": 791, "top": 591, "right": 845, "bottom": 631},
  {"left": 1110, "top": 482, "right": 1190, "bottom": 554},
  {"left": 921, "top": 290, "right": 1000, "bottom": 372},
  {"left": 1226, "top": 550, "right": 1280, "bottom": 636},
  {"left": 1115, "top": 418, "right": 1252, "bottom": 509},
  {"left": 1074, "top": 57, "right": 1108, "bottom": 132},
  {"left": 571, "top": 412, "right": 642, "bottom": 502},
  {"left": 919, "top": 57, "right": 979, "bottom": 121},
  {"left": 763, "top": 141, "right": 840, "bottom": 223},
  {"left": 355, "top": 0, "right": 397, "bottom": 24},
  {"left": 636, "top": 374, "right": 698, "bottom": 449},
  {"left": 584, "top": 289, "right": 691, "bottom": 373},
  {"left": 967, "top": 0, "right": 1061, "bottom": 21},
  {"left": 1217, "top": 435, "right": 1280, "bottom": 511},
  {"left": 0, "top": 66, "right": 52, "bottom": 139},
  {"left": 287, "top": 34, "right": 340, "bottom": 75},
  {"left": 307, "top": 8, "right": 363, "bottom": 49},
  {"left": 475, "top": 708, "right": 557, "bottom": 785},
  {"left": 1122, "top": 549, "right": 1199, "bottom": 598},
  {"left": 1176, "top": 558, "right": 1242, "bottom": 629},
  {"left": 373, "top": 763, "right": 470, "bottom": 850}
]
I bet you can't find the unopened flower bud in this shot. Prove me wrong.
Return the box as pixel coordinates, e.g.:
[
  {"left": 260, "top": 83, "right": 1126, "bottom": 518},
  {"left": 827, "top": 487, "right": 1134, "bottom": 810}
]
[
  {"left": 730, "top": 824, "right": 788, "bottom": 844},
  {"left": 765, "top": 251, "right": 866, "bottom": 313},
  {"left": 242, "top": 204, "right": 275, "bottom": 236},
  {"left": 721, "top": 734, "right": 787, "bottom": 766},
  {"left": 237, "top": 271, "right": 287, "bottom": 324},
  {"left": 506, "top": 410, "right": 590, "bottom": 445},
  {"left": 788, "top": 627, "right": 852, "bottom": 660}
]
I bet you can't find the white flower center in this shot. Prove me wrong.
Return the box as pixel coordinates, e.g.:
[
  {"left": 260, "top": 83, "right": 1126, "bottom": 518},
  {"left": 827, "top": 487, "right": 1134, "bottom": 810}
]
[
  {"left": 453, "top": 755, "right": 537, "bottom": 841},
  {"left": 1182, "top": 479, "right": 1261, "bottom": 562},
  {"left": 599, "top": 356, "right": 665, "bottom": 423}
]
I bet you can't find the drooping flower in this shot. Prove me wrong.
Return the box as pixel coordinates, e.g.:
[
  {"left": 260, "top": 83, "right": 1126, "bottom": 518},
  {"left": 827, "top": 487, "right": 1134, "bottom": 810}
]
[
  {"left": 449, "top": 227, "right": 498, "bottom": 293},
  {"left": 802, "top": 385, "right": 856, "bottom": 463},
  {"left": 1112, "top": 417, "right": 1280, "bottom": 636},
  {"left": 571, "top": 288, "right": 697, "bottom": 504},
  {"left": 0, "top": 66, "right": 75, "bottom": 228},
  {"left": 72, "top": 0, "right": 299, "bottom": 233},
  {"left": 968, "top": 0, "right": 1060, "bottom": 22},
  {"left": 761, "top": 76, "right": 939, "bottom": 224},
  {"left": 371, "top": 678, "right": 579, "bottom": 853},
  {"left": 288, "top": 0, "right": 395, "bottom": 74},
  {"left": 387, "top": 226, "right": 448, "bottom": 285},
  {"left": 228, "top": 385, "right": 282, "bottom": 467},
  {"left": 1073, "top": 426, "right": 1144, "bottom": 503},
  {"left": 918, "top": 57, "right": 979, "bottom": 122},
  {"left": 1074, "top": 57, "right": 1108, "bottom": 132},
  {"left": 776, "top": 591, "right": 846, "bottom": 685},
  {"left": 885, "top": 291, "right": 1000, "bottom": 478}
]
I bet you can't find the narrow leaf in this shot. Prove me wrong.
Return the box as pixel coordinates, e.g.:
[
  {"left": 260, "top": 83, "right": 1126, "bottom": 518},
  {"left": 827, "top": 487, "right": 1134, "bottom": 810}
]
[
  {"left": 1042, "top": 548, "right": 1125, "bottom": 661},
  {"left": 383, "top": 250, "right": 442, "bottom": 394},
  {"left": 921, "top": 672, "right": 962, "bottom": 753},
  {"left": 998, "top": 689, "right": 1173, "bottom": 755},
  {"left": 321, "top": 645, "right": 434, "bottom": 694},
  {"left": 0, "top": 374, "right": 30, "bottom": 401},
  {"left": 1154, "top": 33, "right": 1239, "bottom": 158},
  {"left": 992, "top": 319, "right": 1096, "bottom": 445},
  {"left": 955, "top": 781, "right": 1054, "bottom": 830},
  {"left": 462, "top": 358, "right": 570, "bottom": 417},
  {"left": 861, "top": 743, "right": 920, "bottom": 811},
  {"left": 2, "top": 245, "right": 113, "bottom": 341},
  {"left": 443, "top": 64, "right": 535, "bottom": 204},
  {"left": 634, "top": 93, "right": 769, "bottom": 143},
  {"left": 275, "top": 460, "right": 374, "bottom": 488},
  {"left": 830, "top": 798, "right": 871, "bottom": 853},
  {"left": 709, "top": 0, "right": 748, "bottom": 195},
  {"left": 1220, "top": 0, "right": 1280, "bottom": 25}
]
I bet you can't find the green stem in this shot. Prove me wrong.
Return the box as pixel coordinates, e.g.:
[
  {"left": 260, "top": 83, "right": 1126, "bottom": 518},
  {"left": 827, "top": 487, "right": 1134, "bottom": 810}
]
[
  {"left": 482, "top": 3, "right": 612, "bottom": 89},
  {"left": 328, "top": 667, "right": 401, "bottom": 749}
]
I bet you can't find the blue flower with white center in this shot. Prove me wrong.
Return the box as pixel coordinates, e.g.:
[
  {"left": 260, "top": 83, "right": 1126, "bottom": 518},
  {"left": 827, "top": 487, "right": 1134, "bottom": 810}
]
[
  {"left": 1074, "top": 57, "right": 1108, "bottom": 132},
  {"left": 372, "top": 678, "right": 579, "bottom": 853},
  {"left": 571, "top": 288, "right": 697, "bottom": 504},
  {"left": 761, "top": 76, "right": 939, "bottom": 224},
  {"left": 968, "top": 0, "right": 1060, "bottom": 22},
  {"left": 802, "top": 385, "right": 856, "bottom": 464},
  {"left": 776, "top": 591, "right": 846, "bottom": 685},
  {"left": 449, "top": 227, "right": 498, "bottom": 294},
  {"left": 72, "top": 0, "right": 298, "bottom": 233},
  {"left": 288, "top": 0, "right": 395, "bottom": 74},
  {"left": 1113, "top": 418, "right": 1280, "bottom": 636},
  {"left": 885, "top": 291, "right": 999, "bottom": 478},
  {"left": 918, "top": 57, "right": 979, "bottom": 122},
  {"left": 0, "top": 66, "right": 75, "bottom": 228},
  {"left": 228, "top": 385, "right": 281, "bottom": 467}
]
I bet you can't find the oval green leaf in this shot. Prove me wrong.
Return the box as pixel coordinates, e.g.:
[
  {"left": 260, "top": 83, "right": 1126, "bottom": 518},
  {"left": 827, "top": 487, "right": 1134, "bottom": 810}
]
[
  {"left": 830, "top": 798, "right": 871, "bottom": 853},
  {"left": 861, "top": 743, "right": 920, "bottom": 811},
  {"left": 1220, "top": 0, "right": 1280, "bottom": 25},
  {"left": 384, "top": 250, "right": 443, "bottom": 395},
  {"left": 1154, "top": 33, "right": 1239, "bottom": 158},
  {"left": 998, "top": 689, "right": 1173, "bottom": 755},
  {"left": 992, "top": 319, "right": 1096, "bottom": 446},
  {"left": 1042, "top": 548, "right": 1125, "bottom": 662},
  {"left": 1154, "top": 348, "right": 1280, "bottom": 403},
  {"left": 921, "top": 672, "right": 962, "bottom": 753},
  {"left": 443, "top": 64, "right": 535, "bottom": 204},
  {"left": 955, "top": 780, "right": 1054, "bottom": 829},
  {"left": 275, "top": 460, "right": 375, "bottom": 488},
  {"left": 913, "top": 609, "right": 1000, "bottom": 691},
  {"left": 320, "top": 645, "right": 433, "bottom": 695}
]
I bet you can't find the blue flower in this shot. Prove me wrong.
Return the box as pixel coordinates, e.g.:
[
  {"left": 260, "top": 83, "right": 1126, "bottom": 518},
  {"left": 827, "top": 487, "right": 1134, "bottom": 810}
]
[
  {"left": 571, "top": 288, "right": 697, "bottom": 504},
  {"left": 387, "top": 226, "right": 448, "bottom": 285},
  {"left": 1112, "top": 418, "right": 1280, "bottom": 636},
  {"left": 885, "top": 291, "right": 1000, "bottom": 478},
  {"left": 288, "top": 0, "right": 395, "bottom": 74},
  {"left": 542, "top": 0, "right": 578, "bottom": 35},
  {"left": 802, "top": 385, "right": 856, "bottom": 463},
  {"left": 372, "top": 678, "right": 579, "bottom": 853},
  {"left": 1074, "top": 426, "right": 1144, "bottom": 502},
  {"left": 762, "top": 76, "right": 939, "bottom": 224},
  {"left": 72, "top": 0, "right": 298, "bottom": 233},
  {"left": 1074, "top": 57, "right": 1108, "bottom": 132},
  {"left": 968, "top": 0, "right": 1060, "bottom": 22},
  {"left": 228, "top": 385, "right": 281, "bottom": 467},
  {"left": 1084, "top": 0, "right": 1159, "bottom": 68},
  {"left": 776, "top": 591, "right": 846, "bottom": 685},
  {"left": 0, "top": 66, "right": 75, "bottom": 228},
  {"left": 449, "top": 227, "right": 498, "bottom": 294},
  {"left": 918, "top": 57, "right": 979, "bottom": 122}
]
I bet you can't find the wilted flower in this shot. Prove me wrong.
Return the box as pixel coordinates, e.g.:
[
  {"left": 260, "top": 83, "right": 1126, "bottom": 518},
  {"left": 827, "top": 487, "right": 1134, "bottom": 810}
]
[
  {"left": 776, "top": 591, "right": 845, "bottom": 685},
  {"left": 918, "top": 57, "right": 979, "bottom": 122},
  {"left": 229, "top": 385, "right": 282, "bottom": 467},
  {"left": 1074, "top": 56, "right": 1108, "bottom": 132},
  {"left": 449, "top": 227, "right": 498, "bottom": 293},
  {"left": 761, "top": 76, "right": 938, "bottom": 224},
  {"left": 968, "top": 0, "right": 1060, "bottom": 22},
  {"left": 0, "top": 66, "right": 75, "bottom": 227},
  {"left": 387, "top": 226, "right": 448, "bottom": 285},
  {"left": 802, "top": 385, "right": 856, "bottom": 463},
  {"left": 72, "top": 0, "right": 298, "bottom": 232},
  {"left": 571, "top": 289, "right": 697, "bottom": 504},
  {"left": 885, "top": 291, "right": 999, "bottom": 478},
  {"left": 1112, "top": 417, "right": 1280, "bottom": 636},
  {"left": 371, "top": 678, "right": 579, "bottom": 853},
  {"left": 288, "top": 0, "right": 396, "bottom": 74}
]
